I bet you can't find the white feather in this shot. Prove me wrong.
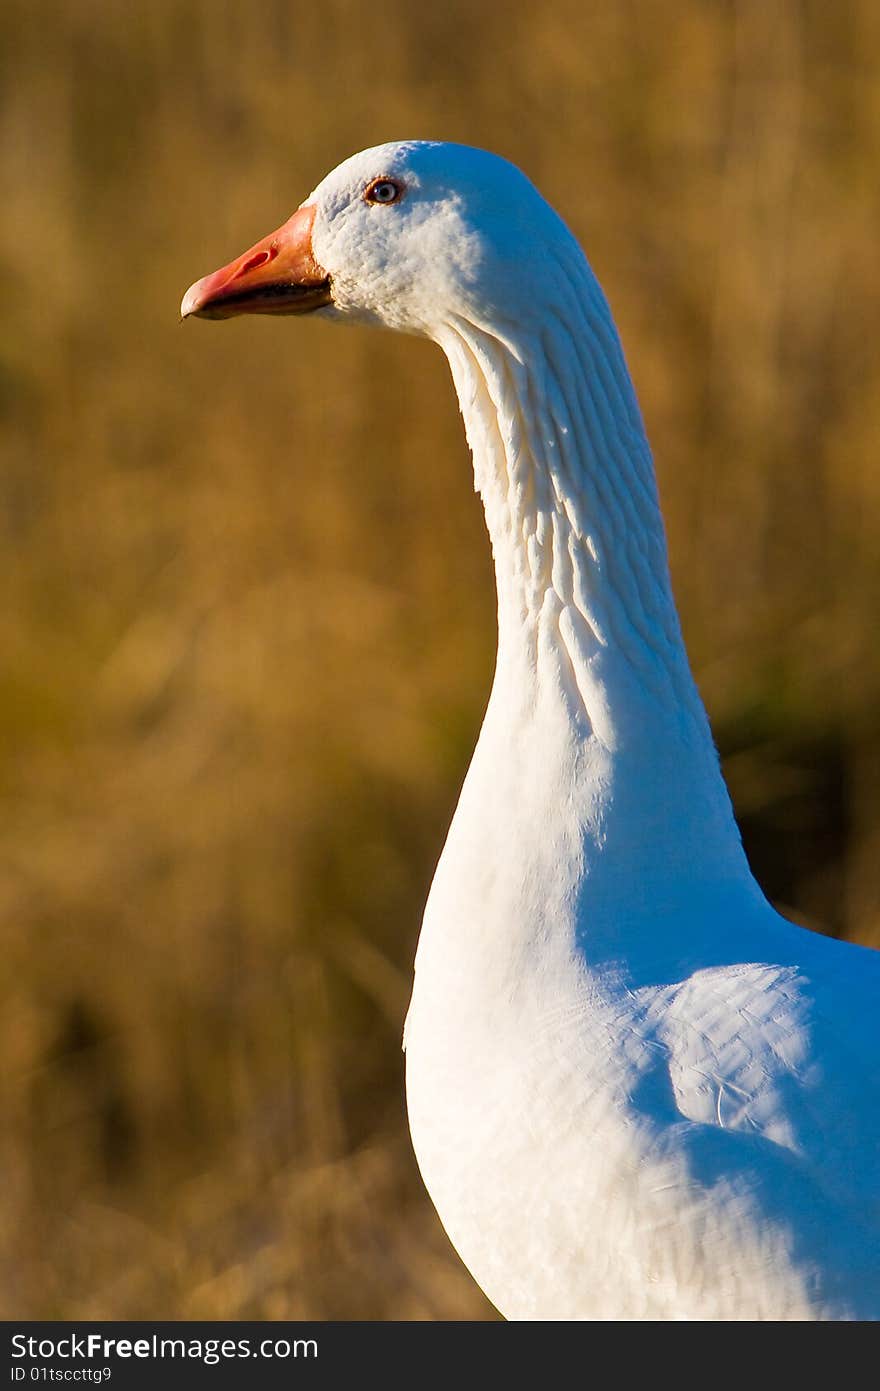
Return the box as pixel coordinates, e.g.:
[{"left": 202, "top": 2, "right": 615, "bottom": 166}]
[{"left": 234, "top": 141, "right": 880, "bottom": 1319}]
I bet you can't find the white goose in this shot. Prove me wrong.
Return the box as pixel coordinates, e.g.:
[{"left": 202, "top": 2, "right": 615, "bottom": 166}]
[{"left": 182, "top": 141, "right": 880, "bottom": 1321}]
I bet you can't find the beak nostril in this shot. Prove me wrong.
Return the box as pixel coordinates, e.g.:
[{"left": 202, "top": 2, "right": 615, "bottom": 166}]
[{"left": 235, "top": 246, "right": 278, "bottom": 279}]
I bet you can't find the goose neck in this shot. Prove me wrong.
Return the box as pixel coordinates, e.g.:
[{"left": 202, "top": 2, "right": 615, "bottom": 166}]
[{"left": 433, "top": 275, "right": 747, "bottom": 876}]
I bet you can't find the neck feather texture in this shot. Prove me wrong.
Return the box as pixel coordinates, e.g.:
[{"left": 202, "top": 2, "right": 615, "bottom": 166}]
[{"left": 434, "top": 251, "right": 750, "bottom": 885}]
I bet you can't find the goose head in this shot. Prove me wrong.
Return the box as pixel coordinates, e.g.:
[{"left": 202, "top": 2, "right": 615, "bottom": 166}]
[{"left": 180, "top": 140, "right": 579, "bottom": 340}]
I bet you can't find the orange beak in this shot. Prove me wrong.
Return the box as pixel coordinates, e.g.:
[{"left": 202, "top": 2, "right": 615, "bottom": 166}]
[{"left": 180, "top": 203, "right": 332, "bottom": 321}]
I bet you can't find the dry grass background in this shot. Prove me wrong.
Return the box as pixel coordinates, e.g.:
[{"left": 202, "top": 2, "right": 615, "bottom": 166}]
[{"left": 2, "top": 0, "right": 880, "bottom": 1319}]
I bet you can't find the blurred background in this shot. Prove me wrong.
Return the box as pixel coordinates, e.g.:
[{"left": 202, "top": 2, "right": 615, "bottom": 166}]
[{"left": 2, "top": 0, "right": 880, "bottom": 1319}]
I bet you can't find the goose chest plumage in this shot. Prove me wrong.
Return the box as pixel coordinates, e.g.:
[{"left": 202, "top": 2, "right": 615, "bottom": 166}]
[{"left": 182, "top": 140, "right": 880, "bottom": 1321}]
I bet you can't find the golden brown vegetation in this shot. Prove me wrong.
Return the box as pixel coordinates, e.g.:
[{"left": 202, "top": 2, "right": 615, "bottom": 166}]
[{"left": 2, "top": 0, "right": 879, "bottom": 1318}]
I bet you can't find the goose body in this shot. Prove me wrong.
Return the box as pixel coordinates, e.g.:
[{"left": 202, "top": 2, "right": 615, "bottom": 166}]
[{"left": 182, "top": 141, "right": 880, "bottom": 1320}]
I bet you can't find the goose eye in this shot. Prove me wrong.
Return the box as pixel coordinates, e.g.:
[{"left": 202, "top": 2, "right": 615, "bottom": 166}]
[{"left": 365, "top": 178, "right": 404, "bottom": 206}]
